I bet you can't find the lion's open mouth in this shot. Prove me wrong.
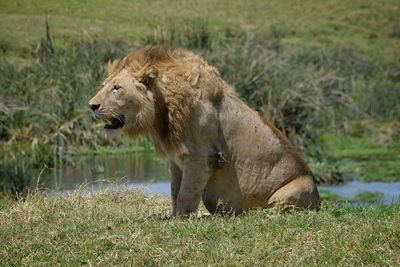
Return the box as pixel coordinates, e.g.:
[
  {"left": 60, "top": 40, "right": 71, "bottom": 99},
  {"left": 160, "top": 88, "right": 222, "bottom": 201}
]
[{"left": 104, "top": 115, "right": 125, "bottom": 130}]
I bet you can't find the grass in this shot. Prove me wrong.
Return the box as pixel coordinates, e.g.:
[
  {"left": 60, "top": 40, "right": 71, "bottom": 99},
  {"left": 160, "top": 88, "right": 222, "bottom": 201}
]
[
  {"left": 0, "top": 191, "right": 399, "bottom": 266},
  {"left": 318, "top": 134, "right": 400, "bottom": 182},
  {"left": 318, "top": 190, "right": 346, "bottom": 202},
  {"left": 353, "top": 191, "right": 384, "bottom": 203},
  {"left": 319, "top": 190, "right": 385, "bottom": 203},
  {"left": 0, "top": 0, "right": 399, "bottom": 62}
]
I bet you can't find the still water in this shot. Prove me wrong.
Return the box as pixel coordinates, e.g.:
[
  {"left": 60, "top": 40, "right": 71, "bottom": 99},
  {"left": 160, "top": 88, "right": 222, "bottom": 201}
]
[
  {"left": 39, "top": 151, "right": 170, "bottom": 195},
  {"left": 41, "top": 152, "right": 400, "bottom": 205},
  {"left": 319, "top": 181, "right": 400, "bottom": 205}
]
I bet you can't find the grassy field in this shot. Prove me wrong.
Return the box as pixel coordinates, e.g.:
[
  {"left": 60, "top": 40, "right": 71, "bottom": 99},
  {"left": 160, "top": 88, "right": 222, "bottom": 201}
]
[
  {"left": 1, "top": 0, "right": 399, "bottom": 62},
  {"left": 0, "top": 191, "right": 399, "bottom": 266},
  {"left": 0, "top": 1, "right": 399, "bottom": 192}
]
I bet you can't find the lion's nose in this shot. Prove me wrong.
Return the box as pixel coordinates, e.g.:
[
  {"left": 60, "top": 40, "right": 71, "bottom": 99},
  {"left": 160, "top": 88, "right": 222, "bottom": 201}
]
[{"left": 89, "top": 103, "right": 101, "bottom": 111}]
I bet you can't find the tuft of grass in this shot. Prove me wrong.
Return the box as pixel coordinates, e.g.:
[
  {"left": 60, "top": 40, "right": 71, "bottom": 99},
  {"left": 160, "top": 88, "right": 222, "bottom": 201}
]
[
  {"left": 389, "top": 23, "right": 400, "bottom": 38},
  {"left": 0, "top": 191, "right": 399, "bottom": 266},
  {"left": 143, "top": 19, "right": 214, "bottom": 51},
  {"left": 319, "top": 190, "right": 386, "bottom": 204},
  {"left": 354, "top": 191, "right": 383, "bottom": 202},
  {"left": 319, "top": 190, "right": 344, "bottom": 202}
]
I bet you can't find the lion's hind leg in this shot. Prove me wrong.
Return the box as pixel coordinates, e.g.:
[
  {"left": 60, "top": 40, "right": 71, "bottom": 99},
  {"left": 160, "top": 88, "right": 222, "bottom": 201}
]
[{"left": 267, "top": 176, "right": 320, "bottom": 211}]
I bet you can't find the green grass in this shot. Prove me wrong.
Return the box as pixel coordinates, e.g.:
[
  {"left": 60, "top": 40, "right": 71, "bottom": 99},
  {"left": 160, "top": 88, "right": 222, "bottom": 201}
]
[
  {"left": 322, "top": 134, "right": 399, "bottom": 161},
  {"left": 318, "top": 190, "right": 345, "bottom": 202},
  {"left": 319, "top": 190, "right": 385, "bottom": 203},
  {"left": 353, "top": 191, "right": 383, "bottom": 203},
  {"left": 0, "top": 0, "right": 399, "bottom": 62},
  {"left": 320, "top": 134, "right": 400, "bottom": 182},
  {"left": 0, "top": 191, "right": 399, "bottom": 266}
]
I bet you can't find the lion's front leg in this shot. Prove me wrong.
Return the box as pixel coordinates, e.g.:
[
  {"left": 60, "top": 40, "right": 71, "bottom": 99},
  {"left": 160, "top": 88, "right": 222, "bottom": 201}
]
[
  {"left": 175, "top": 157, "right": 212, "bottom": 216},
  {"left": 170, "top": 162, "right": 182, "bottom": 216}
]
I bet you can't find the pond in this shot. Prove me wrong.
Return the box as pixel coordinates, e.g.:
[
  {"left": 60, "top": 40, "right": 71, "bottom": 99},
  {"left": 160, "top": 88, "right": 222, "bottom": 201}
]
[
  {"left": 41, "top": 152, "right": 400, "bottom": 205},
  {"left": 40, "top": 151, "right": 170, "bottom": 196},
  {"left": 319, "top": 181, "right": 400, "bottom": 206}
]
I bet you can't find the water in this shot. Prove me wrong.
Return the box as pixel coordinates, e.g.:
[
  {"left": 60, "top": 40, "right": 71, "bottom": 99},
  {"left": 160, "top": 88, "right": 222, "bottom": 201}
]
[
  {"left": 319, "top": 181, "right": 400, "bottom": 205},
  {"left": 41, "top": 152, "right": 400, "bottom": 205},
  {"left": 40, "top": 151, "right": 170, "bottom": 194}
]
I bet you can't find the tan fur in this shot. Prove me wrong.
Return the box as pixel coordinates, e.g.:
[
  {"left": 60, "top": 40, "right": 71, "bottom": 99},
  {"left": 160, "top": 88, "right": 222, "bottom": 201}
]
[{"left": 89, "top": 45, "right": 320, "bottom": 216}]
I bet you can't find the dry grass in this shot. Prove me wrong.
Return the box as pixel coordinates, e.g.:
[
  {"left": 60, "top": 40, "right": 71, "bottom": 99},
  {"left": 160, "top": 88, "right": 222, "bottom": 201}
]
[{"left": 0, "top": 191, "right": 399, "bottom": 266}]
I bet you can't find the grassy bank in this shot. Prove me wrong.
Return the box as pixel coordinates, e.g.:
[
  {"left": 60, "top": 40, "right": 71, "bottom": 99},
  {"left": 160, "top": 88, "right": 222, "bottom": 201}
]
[
  {"left": 1, "top": 1, "right": 399, "bottom": 192},
  {"left": 0, "top": 191, "right": 399, "bottom": 265}
]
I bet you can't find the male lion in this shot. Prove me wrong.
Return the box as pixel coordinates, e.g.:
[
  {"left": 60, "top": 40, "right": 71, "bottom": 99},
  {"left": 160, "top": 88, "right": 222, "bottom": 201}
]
[{"left": 89, "top": 46, "right": 320, "bottom": 216}]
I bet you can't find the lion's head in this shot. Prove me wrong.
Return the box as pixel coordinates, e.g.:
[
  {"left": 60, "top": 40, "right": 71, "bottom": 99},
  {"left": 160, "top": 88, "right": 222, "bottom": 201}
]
[
  {"left": 89, "top": 46, "right": 200, "bottom": 155},
  {"left": 89, "top": 46, "right": 170, "bottom": 138},
  {"left": 89, "top": 46, "right": 225, "bottom": 155}
]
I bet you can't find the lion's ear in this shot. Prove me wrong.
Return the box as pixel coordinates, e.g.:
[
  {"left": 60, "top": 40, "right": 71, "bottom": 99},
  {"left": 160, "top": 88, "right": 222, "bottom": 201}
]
[
  {"left": 107, "top": 59, "right": 120, "bottom": 74},
  {"left": 137, "top": 64, "right": 157, "bottom": 88}
]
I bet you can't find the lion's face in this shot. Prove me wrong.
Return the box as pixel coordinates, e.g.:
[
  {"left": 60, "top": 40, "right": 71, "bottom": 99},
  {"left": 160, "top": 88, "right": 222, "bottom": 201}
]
[{"left": 89, "top": 68, "right": 156, "bottom": 135}]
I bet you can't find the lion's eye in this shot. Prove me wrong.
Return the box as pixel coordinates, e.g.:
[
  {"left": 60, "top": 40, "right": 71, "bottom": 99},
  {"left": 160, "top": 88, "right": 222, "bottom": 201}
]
[
  {"left": 112, "top": 85, "right": 121, "bottom": 91},
  {"left": 142, "top": 77, "right": 152, "bottom": 89}
]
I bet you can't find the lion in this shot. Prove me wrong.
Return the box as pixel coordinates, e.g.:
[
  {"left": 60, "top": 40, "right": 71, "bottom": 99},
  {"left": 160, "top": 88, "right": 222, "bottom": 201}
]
[{"left": 89, "top": 45, "right": 320, "bottom": 216}]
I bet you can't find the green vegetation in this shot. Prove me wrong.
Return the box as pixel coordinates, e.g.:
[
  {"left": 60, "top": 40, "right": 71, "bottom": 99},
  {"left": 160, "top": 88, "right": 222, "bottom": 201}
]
[
  {"left": 1, "top": 0, "right": 399, "bottom": 62},
  {"left": 319, "top": 190, "right": 385, "bottom": 203},
  {"left": 318, "top": 134, "right": 400, "bottom": 182},
  {"left": 354, "top": 191, "right": 383, "bottom": 203},
  {"left": 0, "top": 191, "right": 399, "bottom": 266},
  {"left": 318, "top": 190, "right": 344, "bottom": 202},
  {"left": 1, "top": 1, "right": 400, "bottom": 193}
]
